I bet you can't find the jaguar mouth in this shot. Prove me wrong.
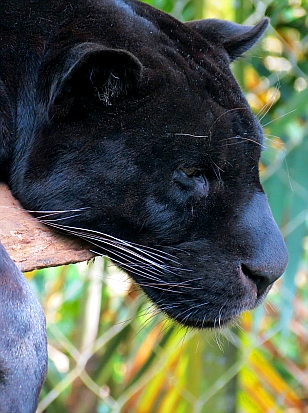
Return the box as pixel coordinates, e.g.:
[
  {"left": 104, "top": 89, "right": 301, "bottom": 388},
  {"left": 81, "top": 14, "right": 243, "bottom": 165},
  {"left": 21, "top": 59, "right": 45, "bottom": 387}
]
[
  {"left": 139, "top": 263, "right": 271, "bottom": 330},
  {"left": 46, "top": 223, "right": 274, "bottom": 329}
]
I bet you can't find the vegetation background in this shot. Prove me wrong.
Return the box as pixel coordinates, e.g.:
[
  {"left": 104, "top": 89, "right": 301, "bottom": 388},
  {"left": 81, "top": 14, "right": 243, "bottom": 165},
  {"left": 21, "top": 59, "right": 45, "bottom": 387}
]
[{"left": 29, "top": 0, "right": 308, "bottom": 412}]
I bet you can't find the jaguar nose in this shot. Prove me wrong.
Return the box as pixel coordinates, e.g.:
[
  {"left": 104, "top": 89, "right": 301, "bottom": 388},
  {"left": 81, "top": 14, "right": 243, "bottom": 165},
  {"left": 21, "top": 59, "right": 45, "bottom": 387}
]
[
  {"left": 241, "top": 263, "right": 283, "bottom": 296},
  {"left": 239, "top": 192, "right": 288, "bottom": 296},
  {"left": 240, "top": 230, "right": 288, "bottom": 296}
]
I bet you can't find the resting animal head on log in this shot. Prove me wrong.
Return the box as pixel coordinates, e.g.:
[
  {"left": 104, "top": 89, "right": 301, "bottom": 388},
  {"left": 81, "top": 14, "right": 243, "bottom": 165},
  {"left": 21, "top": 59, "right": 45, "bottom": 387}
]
[{"left": 0, "top": 0, "right": 287, "bottom": 410}]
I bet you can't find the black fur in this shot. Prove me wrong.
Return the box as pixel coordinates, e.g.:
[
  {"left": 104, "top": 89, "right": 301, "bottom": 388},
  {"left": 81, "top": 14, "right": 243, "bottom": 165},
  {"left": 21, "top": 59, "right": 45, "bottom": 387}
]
[
  {"left": 0, "top": 0, "right": 288, "bottom": 410},
  {"left": 0, "top": 244, "right": 47, "bottom": 412}
]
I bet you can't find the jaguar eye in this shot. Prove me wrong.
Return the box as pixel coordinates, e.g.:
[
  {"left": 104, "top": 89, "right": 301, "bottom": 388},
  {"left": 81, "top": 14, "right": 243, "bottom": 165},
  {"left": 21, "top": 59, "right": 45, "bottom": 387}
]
[
  {"left": 179, "top": 166, "right": 203, "bottom": 178},
  {"left": 175, "top": 166, "right": 209, "bottom": 197}
]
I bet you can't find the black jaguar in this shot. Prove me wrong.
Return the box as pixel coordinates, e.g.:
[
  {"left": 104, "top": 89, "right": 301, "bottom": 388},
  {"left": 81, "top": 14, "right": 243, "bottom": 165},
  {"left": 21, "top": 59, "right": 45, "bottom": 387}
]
[{"left": 0, "top": 1, "right": 288, "bottom": 411}]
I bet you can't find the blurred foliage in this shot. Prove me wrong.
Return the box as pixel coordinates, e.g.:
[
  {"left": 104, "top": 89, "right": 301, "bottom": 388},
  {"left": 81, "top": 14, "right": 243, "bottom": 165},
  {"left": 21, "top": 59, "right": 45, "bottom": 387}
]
[{"left": 29, "top": 0, "right": 308, "bottom": 412}]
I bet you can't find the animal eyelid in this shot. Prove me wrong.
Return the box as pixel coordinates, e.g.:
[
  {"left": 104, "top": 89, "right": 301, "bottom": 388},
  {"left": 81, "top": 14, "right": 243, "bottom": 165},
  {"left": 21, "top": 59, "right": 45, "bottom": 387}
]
[{"left": 179, "top": 166, "right": 203, "bottom": 178}]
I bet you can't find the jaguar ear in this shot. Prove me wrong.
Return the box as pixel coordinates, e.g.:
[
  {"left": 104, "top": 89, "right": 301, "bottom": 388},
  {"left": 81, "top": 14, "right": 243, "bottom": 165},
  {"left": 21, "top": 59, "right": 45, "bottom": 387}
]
[
  {"left": 186, "top": 18, "right": 269, "bottom": 61},
  {"left": 48, "top": 43, "right": 143, "bottom": 118}
]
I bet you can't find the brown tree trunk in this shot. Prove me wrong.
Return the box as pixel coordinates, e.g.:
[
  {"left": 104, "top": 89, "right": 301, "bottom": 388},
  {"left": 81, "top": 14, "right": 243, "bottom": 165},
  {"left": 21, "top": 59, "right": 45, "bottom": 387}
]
[{"left": 0, "top": 183, "right": 95, "bottom": 272}]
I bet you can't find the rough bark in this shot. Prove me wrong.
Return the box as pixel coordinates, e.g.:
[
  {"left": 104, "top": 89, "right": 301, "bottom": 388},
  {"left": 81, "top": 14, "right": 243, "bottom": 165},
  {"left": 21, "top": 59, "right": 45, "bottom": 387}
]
[{"left": 0, "top": 183, "right": 95, "bottom": 272}]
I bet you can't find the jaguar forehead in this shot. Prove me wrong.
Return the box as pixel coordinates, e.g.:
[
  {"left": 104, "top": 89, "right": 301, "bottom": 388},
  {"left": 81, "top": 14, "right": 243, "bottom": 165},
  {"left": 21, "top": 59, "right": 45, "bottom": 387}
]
[{"left": 106, "top": 0, "right": 159, "bottom": 32}]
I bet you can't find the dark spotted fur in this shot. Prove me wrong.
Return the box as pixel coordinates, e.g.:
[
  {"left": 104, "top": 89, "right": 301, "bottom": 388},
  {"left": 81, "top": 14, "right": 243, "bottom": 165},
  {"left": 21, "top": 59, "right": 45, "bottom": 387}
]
[{"left": 0, "top": 1, "right": 288, "bottom": 411}]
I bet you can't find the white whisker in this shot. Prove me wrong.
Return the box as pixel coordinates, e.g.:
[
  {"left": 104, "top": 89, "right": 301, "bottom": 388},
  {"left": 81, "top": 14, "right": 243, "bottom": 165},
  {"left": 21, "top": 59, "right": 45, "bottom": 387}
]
[
  {"left": 222, "top": 135, "right": 263, "bottom": 147},
  {"left": 39, "top": 221, "right": 179, "bottom": 267},
  {"left": 262, "top": 109, "right": 297, "bottom": 127},
  {"left": 174, "top": 133, "right": 209, "bottom": 138},
  {"left": 257, "top": 84, "right": 280, "bottom": 121}
]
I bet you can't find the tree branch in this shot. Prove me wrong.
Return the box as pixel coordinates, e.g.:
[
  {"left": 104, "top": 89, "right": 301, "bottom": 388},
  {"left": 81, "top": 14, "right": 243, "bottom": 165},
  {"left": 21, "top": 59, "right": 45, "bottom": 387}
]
[{"left": 0, "top": 183, "right": 95, "bottom": 272}]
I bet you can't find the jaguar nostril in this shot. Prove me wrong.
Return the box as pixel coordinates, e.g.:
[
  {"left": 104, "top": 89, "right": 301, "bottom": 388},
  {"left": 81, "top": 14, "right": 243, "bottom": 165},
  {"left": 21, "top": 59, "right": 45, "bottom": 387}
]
[{"left": 241, "top": 264, "right": 273, "bottom": 296}]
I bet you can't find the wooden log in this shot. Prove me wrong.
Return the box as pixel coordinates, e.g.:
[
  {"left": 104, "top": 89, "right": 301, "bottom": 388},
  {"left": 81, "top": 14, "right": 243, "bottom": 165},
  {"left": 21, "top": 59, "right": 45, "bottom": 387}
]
[{"left": 0, "top": 183, "right": 95, "bottom": 272}]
